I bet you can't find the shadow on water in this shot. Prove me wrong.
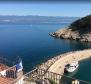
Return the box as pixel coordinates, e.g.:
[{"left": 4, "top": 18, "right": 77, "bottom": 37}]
[
  {"left": 73, "top": 58, "right": 91, "bottom": 82},
  {"left": 62, "top": 58, "right": 91, "bottom": 83},
  {"left": 64, "top": 68, "right": 79, "bottom": 77},
  {"left": 61, "top": 68, "right": 78, "bottom": 84}
]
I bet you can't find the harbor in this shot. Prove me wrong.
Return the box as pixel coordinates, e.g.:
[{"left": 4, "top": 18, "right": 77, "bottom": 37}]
[{"left": 23, "top": 49, "right": 91, "bottom": 84}]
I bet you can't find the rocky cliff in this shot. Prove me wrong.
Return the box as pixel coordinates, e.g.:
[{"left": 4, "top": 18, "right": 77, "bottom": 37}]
[{"left": 51, "top": 15, "right": 91, "bottom": 42}]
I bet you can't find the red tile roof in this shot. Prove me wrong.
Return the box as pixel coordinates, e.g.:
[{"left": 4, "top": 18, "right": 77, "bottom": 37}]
[
  {"left": 0, "top": 77, "right": 14, "bottom": 84},
  {"left": 0, "top": 64, "right": 8, "bottom": 71},
  {"left": 0, "top": 64, "right": 16, "bottom": 84}
]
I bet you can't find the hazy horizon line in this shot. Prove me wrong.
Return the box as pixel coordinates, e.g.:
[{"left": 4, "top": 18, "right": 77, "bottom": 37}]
[{"left": 0, "top": 14, "right": 80, "bottom": 17}]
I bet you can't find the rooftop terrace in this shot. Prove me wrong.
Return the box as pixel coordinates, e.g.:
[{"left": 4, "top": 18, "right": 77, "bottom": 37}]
[{"left": 0, "top": 57, "right": 23, "bottom": 84}]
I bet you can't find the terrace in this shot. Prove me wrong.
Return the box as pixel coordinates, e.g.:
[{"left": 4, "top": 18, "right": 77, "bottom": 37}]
[{"left": 0, "top": 56, "right": 23, "bottom": 84}]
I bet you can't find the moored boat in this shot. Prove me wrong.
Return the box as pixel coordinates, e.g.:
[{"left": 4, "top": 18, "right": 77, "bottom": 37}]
[{"left": 64, "top": 61, "right": 79, "bottom": 73}]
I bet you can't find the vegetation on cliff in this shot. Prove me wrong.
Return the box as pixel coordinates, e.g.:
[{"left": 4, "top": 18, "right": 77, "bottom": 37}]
[
  {"left": 69, "top": 15, "right": 91, "bottom": 31},
  {"left": 51, "top": 15, "right": 91, "bottom": 42}
]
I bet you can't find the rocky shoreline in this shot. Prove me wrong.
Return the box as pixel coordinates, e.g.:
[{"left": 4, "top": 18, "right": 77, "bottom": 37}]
[
  {"left": 50, "top": 28, "right": 91, "bottom": 42},
  {"left": 50, "top": 15, "right": 91, "bottom": 42}
]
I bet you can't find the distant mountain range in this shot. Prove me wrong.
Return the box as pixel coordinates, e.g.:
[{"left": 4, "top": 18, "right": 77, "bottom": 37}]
[{"left": 0, "top": 15, "right": 79, "bottom": 24}]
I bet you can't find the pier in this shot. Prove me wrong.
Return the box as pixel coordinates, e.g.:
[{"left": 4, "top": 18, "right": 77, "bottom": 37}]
[
  {"left": 48, "top": 49, "right": 91, "bottom": 74},
  {"left": 23, "top": 49, "right": 91, "bottom": 84}
]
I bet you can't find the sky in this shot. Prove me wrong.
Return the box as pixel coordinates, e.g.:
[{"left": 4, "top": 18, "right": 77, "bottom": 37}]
[{"left": 0, "top": 3, "right": 91, "bottom": 17}]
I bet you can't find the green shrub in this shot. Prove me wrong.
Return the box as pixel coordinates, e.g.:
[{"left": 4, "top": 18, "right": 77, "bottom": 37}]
[{"left": 69, "top": 15, "right": 91, "bottom": 31}]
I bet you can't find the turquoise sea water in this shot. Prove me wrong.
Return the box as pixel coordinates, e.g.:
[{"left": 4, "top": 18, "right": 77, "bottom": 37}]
[
  {"left": 65, "top": 58, "right": 91, "bottom": 82},
  {"left": 0, "top": 23, "right": 91, "bottom": 82}
]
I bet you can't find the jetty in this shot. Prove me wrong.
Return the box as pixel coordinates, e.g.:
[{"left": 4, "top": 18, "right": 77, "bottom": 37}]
[
  {"left": 48, "top": 49, "right": 91, "bottom": 74},
  {"left": 23, "top": 49, "right": 91, "bottom": 84}
]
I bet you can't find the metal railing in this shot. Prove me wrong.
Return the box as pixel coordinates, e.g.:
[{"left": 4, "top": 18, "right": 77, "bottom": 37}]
[
  {"left": 24, "top": 68, "right": 91, "bottom": 84},
  {"left": 0, "top": 65, "right": 23, "bottom": 84}
]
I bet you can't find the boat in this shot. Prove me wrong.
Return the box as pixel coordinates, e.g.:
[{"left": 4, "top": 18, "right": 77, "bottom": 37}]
[{"left": 64, "top": 61, "right": 79, "bottom": 73}]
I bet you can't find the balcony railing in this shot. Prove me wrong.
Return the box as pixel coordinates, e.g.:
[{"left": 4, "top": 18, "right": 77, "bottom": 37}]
[
  {"left": 24, "top": 68, "right": 91, "bottom": 84},
  {"left": 0, "top": 56, "right": 23, "bottom": 84}
]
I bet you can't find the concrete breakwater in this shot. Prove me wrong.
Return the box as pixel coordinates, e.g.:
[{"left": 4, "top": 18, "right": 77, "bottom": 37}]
[
  {"left": 25, "top": 49, "right": 91, "bottom": 83},
  {"left": 37, "top": 49, "right": 91, "bottom": 74},
  {"left": 48, "top": 49, "right": 91, "bottom": 75}
]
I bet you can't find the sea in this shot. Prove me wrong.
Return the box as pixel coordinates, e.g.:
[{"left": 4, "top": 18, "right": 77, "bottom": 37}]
[{"left": 0, "top": 23, "right": 91, "bottom": 82}]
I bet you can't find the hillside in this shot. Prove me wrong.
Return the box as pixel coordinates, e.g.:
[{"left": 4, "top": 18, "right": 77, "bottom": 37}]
[{"left": 51, "top": 15, "right": 91, "bottom": 42}]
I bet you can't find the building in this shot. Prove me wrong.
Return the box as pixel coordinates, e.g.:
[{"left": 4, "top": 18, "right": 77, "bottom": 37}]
[{"left": 0, "top": 57, "right": 24, "bottom": 84}]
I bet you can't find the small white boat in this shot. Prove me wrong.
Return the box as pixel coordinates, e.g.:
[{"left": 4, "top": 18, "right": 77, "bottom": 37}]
[{"left": 64, "top": 61, "right": 79, "bottom": 73}]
